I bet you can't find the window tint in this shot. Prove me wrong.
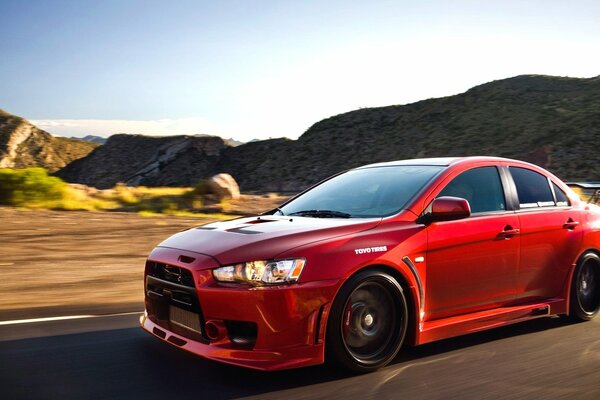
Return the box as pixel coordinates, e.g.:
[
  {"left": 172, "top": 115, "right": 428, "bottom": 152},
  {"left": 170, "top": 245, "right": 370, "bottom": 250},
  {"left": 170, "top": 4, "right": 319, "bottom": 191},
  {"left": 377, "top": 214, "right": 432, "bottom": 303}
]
[
  {"left": 509, "top": 167, "right": 554, "bottom": 208},
  {"left": 279, "top": 165, "right": 444, "bottom": 218},
  {"left": 439, "top": 167, "right": 506, "bottom": 213},
  {"left": 552, "top": 182, "right": 570, "bottom": 206}
]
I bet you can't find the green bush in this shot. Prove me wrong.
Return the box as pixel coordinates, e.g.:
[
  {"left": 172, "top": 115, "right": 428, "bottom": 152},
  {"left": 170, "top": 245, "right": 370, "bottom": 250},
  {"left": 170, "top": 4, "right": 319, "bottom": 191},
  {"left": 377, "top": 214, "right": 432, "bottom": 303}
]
[
  {"left": 0, "top": 170, "right": 232, "bottom": 217},
  {"left": 114, "top": 182, "right": 140, "bottom": 205},
  {"left": 0, "top": 168, "right": 67, "bottom": 206},
  {"left": 192, "top": 180, "right": 211, "bottom": 196}
]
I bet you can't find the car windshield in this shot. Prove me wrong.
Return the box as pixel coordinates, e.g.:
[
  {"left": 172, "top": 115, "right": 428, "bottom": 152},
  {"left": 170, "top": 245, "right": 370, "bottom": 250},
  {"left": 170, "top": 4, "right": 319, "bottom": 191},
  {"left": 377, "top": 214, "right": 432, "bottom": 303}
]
[{"left": 278, "top": 165, "right": 444, "bottom": 218}]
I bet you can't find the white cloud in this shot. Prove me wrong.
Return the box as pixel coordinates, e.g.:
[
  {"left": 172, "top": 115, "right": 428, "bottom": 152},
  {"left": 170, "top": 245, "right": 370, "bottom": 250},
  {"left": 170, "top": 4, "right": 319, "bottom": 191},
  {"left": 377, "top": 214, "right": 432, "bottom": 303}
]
[{"left": 30, "top": 117, "right": 271, "bottom": 142}]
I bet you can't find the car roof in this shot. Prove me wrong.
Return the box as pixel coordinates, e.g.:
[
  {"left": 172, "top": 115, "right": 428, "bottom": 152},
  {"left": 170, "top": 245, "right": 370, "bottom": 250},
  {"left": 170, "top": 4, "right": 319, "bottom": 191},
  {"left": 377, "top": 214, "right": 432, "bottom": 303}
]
[{"left": 357, "top": 156, "right": 519, "bottom": 169}]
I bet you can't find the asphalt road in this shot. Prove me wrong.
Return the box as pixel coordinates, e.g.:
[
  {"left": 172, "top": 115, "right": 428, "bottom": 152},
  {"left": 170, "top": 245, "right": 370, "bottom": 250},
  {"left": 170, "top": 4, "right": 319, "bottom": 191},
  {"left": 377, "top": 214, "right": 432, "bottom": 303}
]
[{"left": 1, "top": 313, "right": 600, "bottom": 400}]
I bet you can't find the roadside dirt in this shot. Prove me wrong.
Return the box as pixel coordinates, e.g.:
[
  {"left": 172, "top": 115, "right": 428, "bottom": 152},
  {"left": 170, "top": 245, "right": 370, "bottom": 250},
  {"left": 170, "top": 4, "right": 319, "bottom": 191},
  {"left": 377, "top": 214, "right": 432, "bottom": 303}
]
[{"left": 0, "top": 194, "right": 288, "bottom": 320}]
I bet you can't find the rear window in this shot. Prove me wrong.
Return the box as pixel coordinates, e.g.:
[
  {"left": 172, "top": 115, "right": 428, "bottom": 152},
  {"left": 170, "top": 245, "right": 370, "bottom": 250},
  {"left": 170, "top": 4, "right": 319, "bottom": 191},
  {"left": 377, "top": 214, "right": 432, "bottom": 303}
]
[
  {"left": 509, "top": 167, "right": 555, "bottom": 208},
  {"left": 552, "top": 182, "right": 570, "bottom": 206}
]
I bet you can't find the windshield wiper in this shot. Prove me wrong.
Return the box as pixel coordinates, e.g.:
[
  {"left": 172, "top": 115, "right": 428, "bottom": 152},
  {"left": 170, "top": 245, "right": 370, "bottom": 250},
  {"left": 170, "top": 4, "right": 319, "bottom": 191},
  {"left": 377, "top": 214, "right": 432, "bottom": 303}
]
[{"left": 288, "top": 209, "right": 352, "bottom": 218}]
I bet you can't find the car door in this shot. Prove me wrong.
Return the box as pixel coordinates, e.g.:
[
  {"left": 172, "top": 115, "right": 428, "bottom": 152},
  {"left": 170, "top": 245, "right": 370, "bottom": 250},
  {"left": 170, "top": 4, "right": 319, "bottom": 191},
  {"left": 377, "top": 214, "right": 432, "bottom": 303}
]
[
  {"left": 425, "top": 166, "right": 519, "bottom": 321},
  {"left": 508, "top": 166, "right": 583, "bottom": 301}
]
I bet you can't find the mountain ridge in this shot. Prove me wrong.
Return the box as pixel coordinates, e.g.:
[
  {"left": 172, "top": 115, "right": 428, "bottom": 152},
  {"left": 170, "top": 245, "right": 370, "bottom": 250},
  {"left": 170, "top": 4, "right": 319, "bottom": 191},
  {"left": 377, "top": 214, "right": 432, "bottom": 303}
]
[
  {"left": 4, "top": 74, "right": 600, "bottom": 191},
  {"left": 57, "top": 133, "right": 227, "bottom": 188},
  {"left": 0, "top": 109, "right": 99, "bottom": 172}
]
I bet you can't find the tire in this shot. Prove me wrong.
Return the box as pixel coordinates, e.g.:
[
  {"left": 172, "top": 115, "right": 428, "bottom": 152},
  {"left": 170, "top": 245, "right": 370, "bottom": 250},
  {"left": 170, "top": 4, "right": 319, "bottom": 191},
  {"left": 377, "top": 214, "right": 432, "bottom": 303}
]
[
  {"left": 570, "top": 252, "right": 600, "bottom": 321},
  {"left": 326, "top": 270, "right": 408, "bottom": 372}
]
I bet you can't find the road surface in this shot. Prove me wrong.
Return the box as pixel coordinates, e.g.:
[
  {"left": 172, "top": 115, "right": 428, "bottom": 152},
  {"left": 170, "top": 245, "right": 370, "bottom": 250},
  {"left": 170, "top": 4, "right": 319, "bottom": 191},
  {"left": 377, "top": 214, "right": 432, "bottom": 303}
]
[
  {"left": 1, "top": 312, "right": 599, "bottom": 399},
  {"left": 2, "top": 207, "right": 599, "bottom": 399}
]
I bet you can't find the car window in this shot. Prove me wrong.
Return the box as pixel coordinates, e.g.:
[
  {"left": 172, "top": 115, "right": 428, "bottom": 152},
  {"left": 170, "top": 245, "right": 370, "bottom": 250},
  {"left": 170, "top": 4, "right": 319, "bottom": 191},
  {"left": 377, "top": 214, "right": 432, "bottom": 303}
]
[
  {"left": 552, "top": 182, "right": 570, "bottom": 206},
  {"left": 279, "top": 165, "right": 444, "bottom": 218},
  {"left": 438, "top": 166, "right": 506, "bottom": 213},
  {"left": 509, "top": 167, "right": 555, "bottom": 208}
]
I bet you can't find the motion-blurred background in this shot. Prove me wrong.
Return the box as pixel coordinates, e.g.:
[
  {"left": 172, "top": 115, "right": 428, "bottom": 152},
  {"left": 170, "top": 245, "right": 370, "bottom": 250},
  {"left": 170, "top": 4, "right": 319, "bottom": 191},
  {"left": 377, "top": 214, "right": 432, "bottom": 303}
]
[{"left": 1, "top": 2, "right": 600, "bottom": 398}]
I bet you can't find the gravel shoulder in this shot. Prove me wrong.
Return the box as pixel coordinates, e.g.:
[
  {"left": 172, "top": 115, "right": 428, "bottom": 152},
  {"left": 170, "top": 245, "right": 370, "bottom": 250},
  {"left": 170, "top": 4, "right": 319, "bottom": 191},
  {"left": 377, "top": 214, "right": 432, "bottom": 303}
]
[{"left": 0, "top": 196, "right": 288, "bottom": 320}]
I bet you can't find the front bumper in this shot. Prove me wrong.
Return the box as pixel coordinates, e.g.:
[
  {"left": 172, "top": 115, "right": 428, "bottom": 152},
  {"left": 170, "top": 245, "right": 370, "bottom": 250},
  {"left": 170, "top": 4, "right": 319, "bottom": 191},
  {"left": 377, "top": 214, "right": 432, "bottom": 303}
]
[{"left": 141, "top": 247, "right": 342, "bottom": 371}]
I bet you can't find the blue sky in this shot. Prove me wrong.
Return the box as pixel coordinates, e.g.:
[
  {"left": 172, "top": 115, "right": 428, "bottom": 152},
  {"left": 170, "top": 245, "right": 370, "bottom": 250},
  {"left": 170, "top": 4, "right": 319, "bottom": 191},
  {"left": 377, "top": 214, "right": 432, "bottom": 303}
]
[{"left": 1, "top": 0, "right": 599, "bottom": 141}]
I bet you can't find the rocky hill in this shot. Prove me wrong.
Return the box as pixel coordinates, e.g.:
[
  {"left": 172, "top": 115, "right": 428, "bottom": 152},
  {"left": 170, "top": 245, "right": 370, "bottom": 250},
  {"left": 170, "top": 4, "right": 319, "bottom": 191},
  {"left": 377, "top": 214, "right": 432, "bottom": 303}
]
[
  {"left": 73, "top": 135, "right": 108, "bottom": 144},
  {"left": 0, "top": 110, "right": 98, "bottom": 172},
  {"left": 57, "top": 134, "right": 227, "bottom": 188},
  {"left": 224, "top": 74, "right": 600, "bottom": 191},
  {"left": 60, "top": 74, "right": 600, "bottom": 191},
  {"left": 241, "top": 74, "right": 600, "bottom": 191},
  {"left": 11, "top": 74, "right": 600, "bottom": 192}
]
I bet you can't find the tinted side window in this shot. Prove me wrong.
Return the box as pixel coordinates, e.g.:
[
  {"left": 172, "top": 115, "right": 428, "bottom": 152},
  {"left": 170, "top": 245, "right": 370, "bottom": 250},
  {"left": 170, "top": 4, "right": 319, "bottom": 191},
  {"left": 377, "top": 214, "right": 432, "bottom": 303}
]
[
  {"left": 552, "top": 182, "right": 570, "bottom": 206},
  {"left": 509, "top": 167, "right": 554, "bottom": 208},
  {"left": 439, "top": 167, "right": 506, "bottom": 213}
]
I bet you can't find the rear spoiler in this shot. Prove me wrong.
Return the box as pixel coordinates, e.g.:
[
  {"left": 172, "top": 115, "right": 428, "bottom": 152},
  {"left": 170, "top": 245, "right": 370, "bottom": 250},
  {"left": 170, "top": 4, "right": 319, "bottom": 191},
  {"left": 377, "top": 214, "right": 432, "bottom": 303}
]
[{"left": 567, "top": 182, "right": 600, "bottom": 204}]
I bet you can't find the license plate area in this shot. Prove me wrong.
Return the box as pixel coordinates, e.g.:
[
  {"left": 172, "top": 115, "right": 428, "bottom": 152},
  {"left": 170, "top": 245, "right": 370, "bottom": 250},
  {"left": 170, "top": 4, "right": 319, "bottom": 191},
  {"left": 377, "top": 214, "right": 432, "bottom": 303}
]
[{"left": 169, "top": 305, "right": 202, "bottom": 334}]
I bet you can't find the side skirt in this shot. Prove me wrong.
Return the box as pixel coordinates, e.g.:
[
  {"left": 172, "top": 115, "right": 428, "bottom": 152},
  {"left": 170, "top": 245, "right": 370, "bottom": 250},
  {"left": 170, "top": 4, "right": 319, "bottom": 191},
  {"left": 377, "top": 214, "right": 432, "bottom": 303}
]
[{"left": 417, "top": 298, "right": 567, "bottom": 345}]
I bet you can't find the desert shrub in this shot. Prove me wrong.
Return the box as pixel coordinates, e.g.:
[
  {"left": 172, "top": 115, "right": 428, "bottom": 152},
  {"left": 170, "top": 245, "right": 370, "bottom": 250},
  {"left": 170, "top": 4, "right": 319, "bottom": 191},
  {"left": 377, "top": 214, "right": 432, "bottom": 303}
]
[
  {"left": 0, "top": 168, "right": 67, "bottom": 205},
  {"left": 192, "top": 180, "right": 211, "bottom": 196},
  {"left": 0, "top": 170, "right": 234, "bottom": 215},
  {"left": 114, "top": 182, "right": 139, "bottom": 205}
]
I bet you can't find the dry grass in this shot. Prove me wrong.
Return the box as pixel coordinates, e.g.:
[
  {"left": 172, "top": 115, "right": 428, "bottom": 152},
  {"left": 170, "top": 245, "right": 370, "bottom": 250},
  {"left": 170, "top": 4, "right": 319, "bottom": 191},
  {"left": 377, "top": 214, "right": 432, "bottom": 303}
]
[{"left": 0, "top": 167, "right": 288, "bottom": 216}]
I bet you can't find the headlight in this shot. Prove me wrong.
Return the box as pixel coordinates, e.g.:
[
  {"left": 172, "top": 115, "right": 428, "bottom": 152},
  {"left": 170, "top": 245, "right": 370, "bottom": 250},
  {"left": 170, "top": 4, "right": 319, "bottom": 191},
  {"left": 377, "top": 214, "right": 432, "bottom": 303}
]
[{"left": 212, "top": 258, "right": 306, "bottom": 285}]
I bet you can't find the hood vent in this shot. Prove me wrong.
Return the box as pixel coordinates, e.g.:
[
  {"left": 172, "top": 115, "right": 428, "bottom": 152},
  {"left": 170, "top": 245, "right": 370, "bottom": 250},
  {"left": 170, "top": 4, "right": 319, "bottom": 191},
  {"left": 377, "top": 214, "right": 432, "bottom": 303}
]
[
  {"left": 226, "top": 226, "right": 262, "bottom": 234},
  {"left": 223, "top": 218, "right": 280, "bottom": 234},
  {"left": 245, "top": 218, "right": 276, "bottom": 224},
  {"left": 178, "top": 255, "right": 195, "bottom": 264}
]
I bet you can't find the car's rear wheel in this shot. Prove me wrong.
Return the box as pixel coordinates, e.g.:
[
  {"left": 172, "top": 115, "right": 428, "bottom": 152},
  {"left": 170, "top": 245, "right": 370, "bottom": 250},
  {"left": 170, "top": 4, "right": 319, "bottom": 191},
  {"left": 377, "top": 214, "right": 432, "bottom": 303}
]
[
  {"left": 570, "top": 252, "right": 600, "bottom": 321},
  {"left": 326, "top": 270, "right": 408, "bottom": 372}
]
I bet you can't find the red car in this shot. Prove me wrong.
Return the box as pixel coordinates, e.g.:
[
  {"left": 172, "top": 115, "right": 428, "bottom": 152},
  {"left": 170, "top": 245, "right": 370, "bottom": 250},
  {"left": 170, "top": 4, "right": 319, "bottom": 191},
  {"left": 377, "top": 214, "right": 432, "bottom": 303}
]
[{"left": 140, "top": 156, "right": 600, "bottom": 372}]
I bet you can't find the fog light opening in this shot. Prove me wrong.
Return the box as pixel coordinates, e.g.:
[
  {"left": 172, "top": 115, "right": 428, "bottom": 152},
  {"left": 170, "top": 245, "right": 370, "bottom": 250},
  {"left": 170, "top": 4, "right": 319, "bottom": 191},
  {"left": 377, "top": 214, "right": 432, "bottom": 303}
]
[
  {"left": 225, "top": 320, "right": 258, "bottom": 348},
  {"left": 205, "top": 320, "right": 227, "bottom": 341}
]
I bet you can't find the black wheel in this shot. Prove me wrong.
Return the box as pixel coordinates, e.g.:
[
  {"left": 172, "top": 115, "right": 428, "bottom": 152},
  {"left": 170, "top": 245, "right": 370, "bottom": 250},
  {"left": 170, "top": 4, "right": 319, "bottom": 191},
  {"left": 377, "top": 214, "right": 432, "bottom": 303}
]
[
  {"left": 326, "top": 270, "right": 408, "bottom": 372},
  {"left": 570, "top": 252, "right": 600, "bottom": 321}
]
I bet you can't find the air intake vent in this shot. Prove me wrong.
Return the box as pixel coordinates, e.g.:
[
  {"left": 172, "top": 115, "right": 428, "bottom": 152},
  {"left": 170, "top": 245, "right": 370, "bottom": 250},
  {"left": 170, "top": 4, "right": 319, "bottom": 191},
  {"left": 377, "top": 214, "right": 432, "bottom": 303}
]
[
  {"left": 225, "top": 227, "right": 262, "bottom": 234},
  {"left": 178, "top": 255, "right": 195, "bottom": 264},
  {"left": 245, "top": 218, "right": 275, "bottom": 224},
  {"left": 147, "top": 262, "right": 195, "bottom": 287}
]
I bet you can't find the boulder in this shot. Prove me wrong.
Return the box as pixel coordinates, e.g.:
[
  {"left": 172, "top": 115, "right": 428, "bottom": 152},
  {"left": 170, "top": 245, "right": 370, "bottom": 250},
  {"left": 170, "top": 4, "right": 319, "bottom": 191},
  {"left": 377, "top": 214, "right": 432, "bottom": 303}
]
[{"left": 207, "top": 173, "right": 240, "bottom": 200}]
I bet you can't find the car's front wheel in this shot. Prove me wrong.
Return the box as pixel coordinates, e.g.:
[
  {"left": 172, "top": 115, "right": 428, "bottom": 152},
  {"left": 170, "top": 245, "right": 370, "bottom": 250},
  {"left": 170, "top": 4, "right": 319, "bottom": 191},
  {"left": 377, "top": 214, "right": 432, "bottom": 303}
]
[
  {"left": 326, "top": 270, "right": 408, "bottom": 372},
  {"left": 570, "top": 252, "right": 600, "bottom": 321}
]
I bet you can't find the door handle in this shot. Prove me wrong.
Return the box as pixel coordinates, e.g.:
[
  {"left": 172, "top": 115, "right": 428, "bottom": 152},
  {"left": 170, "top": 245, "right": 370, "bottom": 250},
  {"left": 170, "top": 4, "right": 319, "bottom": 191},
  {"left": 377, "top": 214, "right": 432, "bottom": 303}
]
[
  {"left": 498, "top": 225, "right": 520, "bottom": 239},
  {"left": 563, "top": 218, "right": 579, "bottom": 230}
]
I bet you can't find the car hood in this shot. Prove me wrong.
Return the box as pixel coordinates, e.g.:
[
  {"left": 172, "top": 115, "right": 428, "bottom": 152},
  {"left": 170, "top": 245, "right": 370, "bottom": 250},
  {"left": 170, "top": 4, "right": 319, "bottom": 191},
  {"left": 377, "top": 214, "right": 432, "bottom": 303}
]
[{"left": 157, "top": 215, "right": 381, "bottom": 266}]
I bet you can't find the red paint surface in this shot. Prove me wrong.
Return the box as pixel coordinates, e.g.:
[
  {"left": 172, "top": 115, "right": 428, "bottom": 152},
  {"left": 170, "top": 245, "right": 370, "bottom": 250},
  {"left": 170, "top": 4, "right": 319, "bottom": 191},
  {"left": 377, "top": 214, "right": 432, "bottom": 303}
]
[{"left": 141, "top": 157, "right": 600, "bottom": 370}]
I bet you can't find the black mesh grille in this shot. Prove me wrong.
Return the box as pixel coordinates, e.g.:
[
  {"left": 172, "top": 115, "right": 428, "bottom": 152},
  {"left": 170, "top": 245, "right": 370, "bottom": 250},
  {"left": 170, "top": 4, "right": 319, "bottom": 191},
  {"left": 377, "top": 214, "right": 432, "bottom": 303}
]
[
  {"left": 145, "top": 261, "right": 206, "bottom": 342},
  {"left": 147, "top": 262, "right": 195, "bottom": 288}
]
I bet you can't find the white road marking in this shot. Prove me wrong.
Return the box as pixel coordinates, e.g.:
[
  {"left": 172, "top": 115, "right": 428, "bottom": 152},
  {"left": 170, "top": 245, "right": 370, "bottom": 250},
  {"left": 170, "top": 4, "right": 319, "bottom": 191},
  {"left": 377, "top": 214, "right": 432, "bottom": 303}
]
[{"left": 0, "top": 311, "right": 143, "bottom": 326}]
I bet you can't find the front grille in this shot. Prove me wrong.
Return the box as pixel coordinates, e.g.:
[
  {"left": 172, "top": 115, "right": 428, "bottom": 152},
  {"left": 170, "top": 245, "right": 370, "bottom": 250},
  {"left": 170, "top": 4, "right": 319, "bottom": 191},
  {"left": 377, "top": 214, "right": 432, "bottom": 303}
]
[
  {"left": 169, "top": 305, "right": 202, "bottom": 334},
  {"left": 145, "top": 261, "right": 206, "bottom": 342},
  {"left": 147, "top": 261, "right": 195, "bottom": 287}
]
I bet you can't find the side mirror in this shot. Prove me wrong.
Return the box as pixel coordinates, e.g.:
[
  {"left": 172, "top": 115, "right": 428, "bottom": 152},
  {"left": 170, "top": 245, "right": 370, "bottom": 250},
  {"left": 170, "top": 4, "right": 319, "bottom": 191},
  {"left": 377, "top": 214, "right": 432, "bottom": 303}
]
[{"left": 427, "top": 196, "right": 471, "bottom": 223}]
